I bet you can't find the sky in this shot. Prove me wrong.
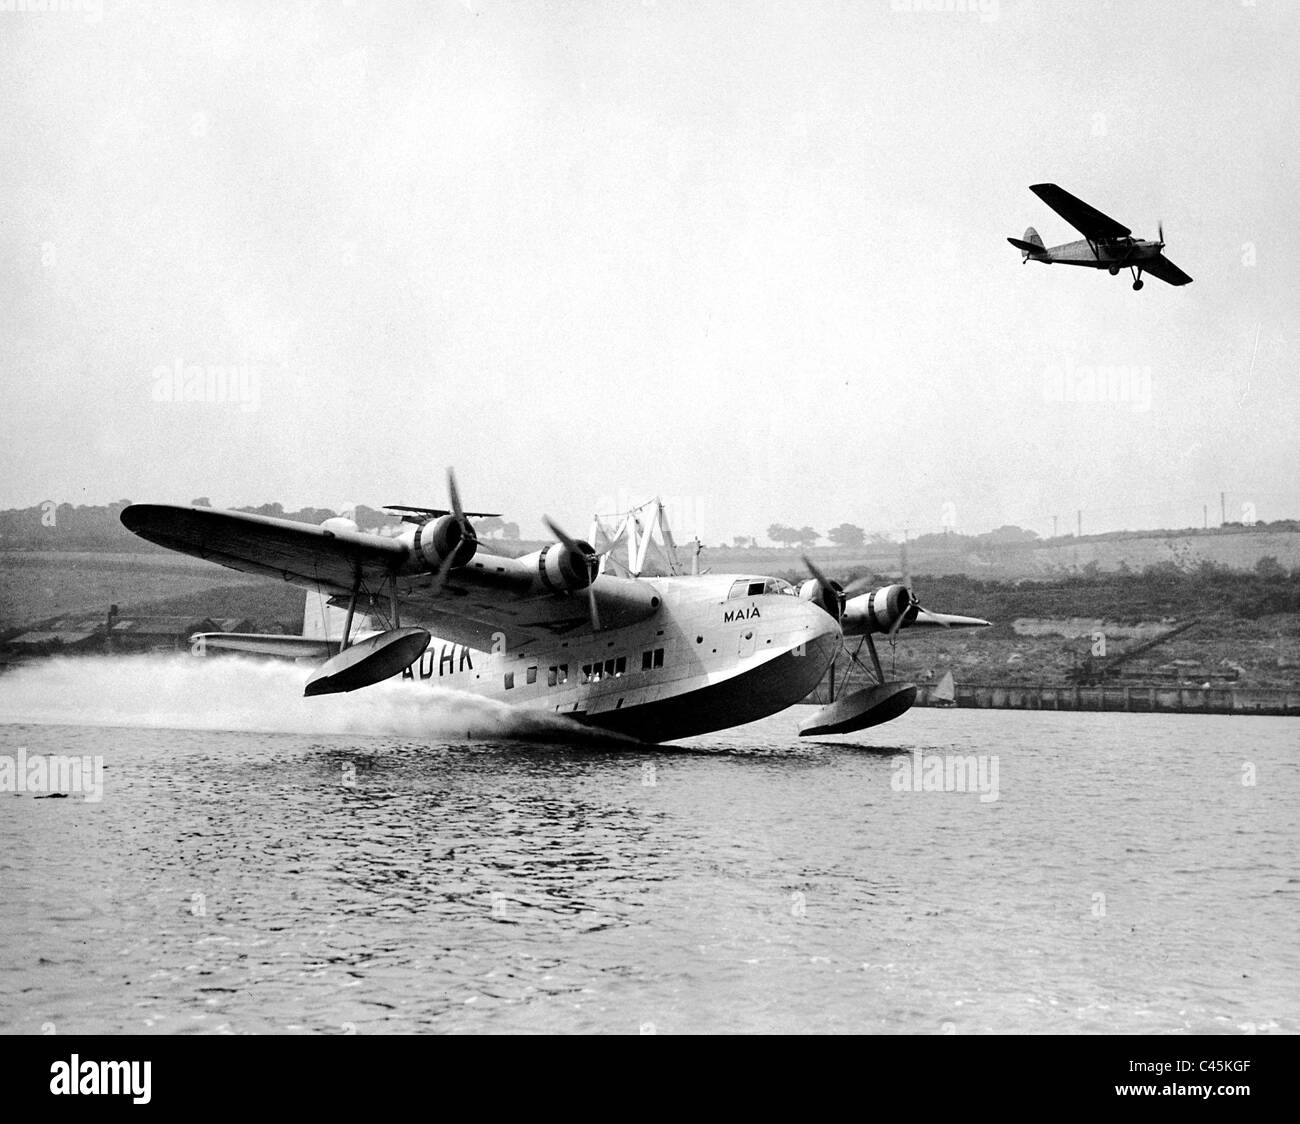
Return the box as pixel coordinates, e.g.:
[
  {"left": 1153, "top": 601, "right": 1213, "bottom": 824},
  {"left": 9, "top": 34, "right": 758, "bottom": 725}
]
[{"left": 2, "top": 0, "right": 1297, "bottom": 544}]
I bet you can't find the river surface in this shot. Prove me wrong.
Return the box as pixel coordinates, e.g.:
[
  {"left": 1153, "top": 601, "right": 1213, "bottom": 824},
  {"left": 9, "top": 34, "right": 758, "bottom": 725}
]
[{"left": 0, "top": 655, "right": 1296, "bottom": 1034}]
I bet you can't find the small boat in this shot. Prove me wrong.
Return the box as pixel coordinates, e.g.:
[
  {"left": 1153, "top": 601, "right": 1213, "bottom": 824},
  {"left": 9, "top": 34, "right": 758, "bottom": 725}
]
[{"left": 929, "top": 670, "right": 956, "bottom": 707}]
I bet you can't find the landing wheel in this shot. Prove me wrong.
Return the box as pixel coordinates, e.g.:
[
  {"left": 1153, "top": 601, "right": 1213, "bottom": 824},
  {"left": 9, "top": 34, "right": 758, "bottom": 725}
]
[
  {"left": 1132, "top": 279, "right": 1144, "bottom": 291},
  {"left": 1109, "top": 265, "right": 1120, "bottom": 276}
]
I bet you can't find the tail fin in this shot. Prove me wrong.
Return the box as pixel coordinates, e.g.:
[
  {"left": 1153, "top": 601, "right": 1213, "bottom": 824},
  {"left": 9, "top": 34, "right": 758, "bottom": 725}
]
[
  {"left": 302, "top": 589, "right": 376, "bottom": 641},
  {"left": 1007, "top": 226, "right": 1047, "bottom": 260},
  {"left": 302, "top": 589, "right": 331, "bottom": 640}
]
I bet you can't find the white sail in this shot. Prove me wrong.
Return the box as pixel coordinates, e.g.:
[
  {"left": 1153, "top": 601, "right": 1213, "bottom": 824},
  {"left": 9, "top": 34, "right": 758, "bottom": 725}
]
[{"left": 932, "top": 670, "right": 956, "bottom": 704}]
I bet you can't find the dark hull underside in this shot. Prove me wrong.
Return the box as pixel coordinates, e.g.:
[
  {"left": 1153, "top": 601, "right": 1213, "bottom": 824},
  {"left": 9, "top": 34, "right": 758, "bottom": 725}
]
[{"left": 572, "top": 633, "right": 839, "bottom": 744}]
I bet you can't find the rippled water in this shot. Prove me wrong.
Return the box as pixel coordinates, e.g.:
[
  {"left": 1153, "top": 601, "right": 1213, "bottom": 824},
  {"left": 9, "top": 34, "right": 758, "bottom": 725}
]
[{"left": 1, "top": 658, "right": 1297, "bottom": 1034}]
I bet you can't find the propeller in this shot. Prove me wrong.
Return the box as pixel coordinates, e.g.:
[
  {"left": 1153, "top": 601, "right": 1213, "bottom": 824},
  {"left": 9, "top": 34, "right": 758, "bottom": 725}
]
[
  {"left": 429, "top": 467, "right": 477, "bottom": 591},
  {"left": 447, "top": 467, "right": 473, "bottom": 537},
  {"left": 801, "top": 554, "right": 846, "bottom": 622},
  {"left": 897, "top": 592, "right": 951, "bottom": 634},
  {"left": 887, "top": 595, "right": 916, "bottom": 639},
  {"left": 842, "top": 574, "right": 876, "bottom": 597},
  {"left": 544, "top": 516, "right": 602, "bottom": 632}
]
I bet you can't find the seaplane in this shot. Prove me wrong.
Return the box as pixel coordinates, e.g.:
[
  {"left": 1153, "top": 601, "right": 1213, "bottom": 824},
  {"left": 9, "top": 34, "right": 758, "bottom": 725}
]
[
  {"left": 119, "top": 473, "right": 989, "bottom": 743},
  {"left": 1008, "top": 183, "right": 1193, "bottom": 291}
]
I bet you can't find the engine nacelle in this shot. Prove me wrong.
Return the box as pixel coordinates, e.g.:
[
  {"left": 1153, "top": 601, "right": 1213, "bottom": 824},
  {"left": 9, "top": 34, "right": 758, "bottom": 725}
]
[
  {"left": 853, "top": 584, "right": 914, "bottom": 634},
  {"left": 798, "top": 577, "right": 844, "bottom": 622},
  {"left": 412, "top": 513, "right": 477, "bottom": 572},
  {"left": 523, "top": 540, "right": 598, "bottom": 594}
]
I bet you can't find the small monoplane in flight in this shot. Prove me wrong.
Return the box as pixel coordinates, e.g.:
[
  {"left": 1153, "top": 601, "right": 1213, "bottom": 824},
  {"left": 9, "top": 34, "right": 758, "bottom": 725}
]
[{"left": 1008, "top": 183, "right": 1192, "bottom": 290}]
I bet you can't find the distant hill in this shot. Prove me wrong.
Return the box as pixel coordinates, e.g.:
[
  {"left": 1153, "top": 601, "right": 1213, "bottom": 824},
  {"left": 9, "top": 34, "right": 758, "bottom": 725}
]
[
  {"left": 6, "top": 499, "right": 1297, "bottom": 575},
  {"left": 710, "top": 525, "right": 1300, "bottom": 583}
]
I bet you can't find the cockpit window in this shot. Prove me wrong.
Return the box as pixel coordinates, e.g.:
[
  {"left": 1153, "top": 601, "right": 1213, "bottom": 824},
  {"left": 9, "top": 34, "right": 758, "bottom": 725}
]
[{"left": 728, "top": 577, "right": 796, "bottom": 599}]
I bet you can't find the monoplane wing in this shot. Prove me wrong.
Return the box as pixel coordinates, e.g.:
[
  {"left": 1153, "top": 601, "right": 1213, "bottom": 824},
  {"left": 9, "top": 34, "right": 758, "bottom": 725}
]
[
  {"left": 1029, "top": 183, "right": 1132, "bottom": 241},
  {"left": 1141, "top": 254, "right": 1194, "bottom": 286}
]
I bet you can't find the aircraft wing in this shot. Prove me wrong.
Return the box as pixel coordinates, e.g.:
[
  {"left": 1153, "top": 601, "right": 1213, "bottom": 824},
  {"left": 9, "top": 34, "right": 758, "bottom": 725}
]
[
  {"left": 1030, "top": 183, "right": 1132, "bottom": 241},
  {"left": 1141, "top": 253, "right": 1194, "bottom": 286},
  {"left": 121, "top": 504, "right": 407, "bottom": 597},
  {"left": 907, "top": 609, "right": 991, "bottom": 629},
  {"left": 121, "top": 503, "right": 657, "bottom": 651}
]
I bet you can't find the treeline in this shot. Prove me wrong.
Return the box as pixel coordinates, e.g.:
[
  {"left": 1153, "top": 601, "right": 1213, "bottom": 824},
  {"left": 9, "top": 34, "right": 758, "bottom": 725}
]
[
  {"left": 904, "top": 520, "right": 1300, "bottom": 550},
  {"left": 5, "top": 499, "right": 1300, "bottom": 557},
  {"left": 830, "top": 561, "right": 1300, "bottom": 624},
  {"left": 759, "top": 520, "right": 1300, "bottom": 550}
]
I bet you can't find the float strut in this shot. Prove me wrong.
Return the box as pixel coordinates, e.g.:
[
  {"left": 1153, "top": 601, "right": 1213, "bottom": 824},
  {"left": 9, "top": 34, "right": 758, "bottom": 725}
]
[
  {"left": 340, "top": 570, "right": 360, "bottom": 652},
  {"left": 864, "top": 632, "right": 885, "bottom": 685}
]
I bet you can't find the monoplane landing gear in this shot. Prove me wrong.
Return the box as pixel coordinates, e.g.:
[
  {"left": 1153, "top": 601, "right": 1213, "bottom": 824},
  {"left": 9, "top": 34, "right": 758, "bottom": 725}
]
[{"left": 1129, "top": 264, "right": 1144, "bottom": 291}]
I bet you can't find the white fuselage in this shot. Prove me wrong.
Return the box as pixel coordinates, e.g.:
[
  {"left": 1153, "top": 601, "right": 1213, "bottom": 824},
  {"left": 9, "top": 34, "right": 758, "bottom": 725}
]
[
  {"left": 1042, "top": 237, "right": 1162, "bottom": 267},
  {"left": 344, "top": 574, "right": 842, "bottom": 742}
]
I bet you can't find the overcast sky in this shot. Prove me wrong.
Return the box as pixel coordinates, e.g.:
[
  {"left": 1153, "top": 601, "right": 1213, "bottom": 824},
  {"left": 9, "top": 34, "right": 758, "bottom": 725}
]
[{"left": 2, "top": 0, "right": 1297, "bottom": 544}]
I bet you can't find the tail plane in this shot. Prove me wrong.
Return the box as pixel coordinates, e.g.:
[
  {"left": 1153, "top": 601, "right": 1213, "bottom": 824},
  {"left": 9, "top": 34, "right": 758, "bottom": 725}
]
[{"left": 1007, "top": 226, "right": 1048, "bottom": 261}]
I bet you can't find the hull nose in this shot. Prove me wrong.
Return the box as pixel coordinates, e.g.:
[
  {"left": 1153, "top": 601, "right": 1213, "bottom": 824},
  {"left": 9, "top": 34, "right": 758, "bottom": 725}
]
[
  {"left": 785, "top": 605, "right": 842, "bottom": 698},
  {"left": 579, "top": 601, "right": 842, "bottom": 743}
]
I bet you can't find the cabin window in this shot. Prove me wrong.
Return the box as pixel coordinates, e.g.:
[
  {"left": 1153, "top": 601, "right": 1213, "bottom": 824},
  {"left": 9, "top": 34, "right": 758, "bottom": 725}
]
[
  {"left": 642, "top": 650, "right": 653, "bottom": 670},
  {"left": 547, "top": 666, "right": 558, "bottom": 687},
  {"left": 526, "top": 666, "right": 537, "bottom": 685},
  {"left": 504, "top": 672, "right": 514, "bottom": 690},
  {"left": 653, "top": 648, "right": 664, "bottom": 668},
  {"left": 559, "top": 663, "right": 568, "bottom": 684},
  {"left": 615, "top": 656, "right": 626, "bottom": 676},
  {"left": 604, "top": 658, "right": 616, "bottom": 678}
]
